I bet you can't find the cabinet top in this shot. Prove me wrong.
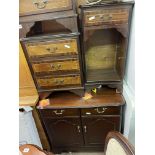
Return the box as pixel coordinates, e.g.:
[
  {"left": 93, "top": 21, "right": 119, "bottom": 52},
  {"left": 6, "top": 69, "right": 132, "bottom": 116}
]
[
  {"left": 39, "top": 89, "right": 125, "bottom": 109},
  {"left": 80, "top": 1, "right": 135, "bottom": 9}
]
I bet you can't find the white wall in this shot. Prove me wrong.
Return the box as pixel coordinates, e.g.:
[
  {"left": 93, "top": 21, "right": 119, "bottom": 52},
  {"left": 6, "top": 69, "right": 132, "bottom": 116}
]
[{"left": 123, "top": 6, "right": 135, "bottom": 146}]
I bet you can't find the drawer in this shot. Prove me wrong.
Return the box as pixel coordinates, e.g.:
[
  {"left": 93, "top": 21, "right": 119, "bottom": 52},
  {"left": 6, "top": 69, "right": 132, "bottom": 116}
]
[
  {"left": 36, "top": 75, "right": 81, "bottom": 88},
  {"left": 84, "top": 7, "right": 130, "bottom": 26},
  {"left": 39, "top": 109, "right": 80, "bottom": 118},
  {"left": 20, "top": 0, "right": 72, "bottom": 16},
  {"left": 81, "top": 107, "right": 121, "bottom": 116},
  {"left": 32, "top": 59, "right": 80, "bottom": 74},
  {"left": 26, "top": 39, "right": 78, "bottom": 58}
]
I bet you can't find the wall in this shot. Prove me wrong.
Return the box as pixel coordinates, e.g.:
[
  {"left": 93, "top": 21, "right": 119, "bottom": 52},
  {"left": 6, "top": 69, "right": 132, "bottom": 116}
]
[{"left": 123, "top": 6, "right": 135, "bottom": 146}]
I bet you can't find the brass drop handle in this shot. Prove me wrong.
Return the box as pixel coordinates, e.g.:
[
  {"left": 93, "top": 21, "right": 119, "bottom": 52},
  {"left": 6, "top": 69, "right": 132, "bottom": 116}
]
[
  {"left": 53, "top": 110, "right": 64, "bottom": 115},
  {"left": 59, "top": 79, "right": 64, "bottom": 84},
  {"left": 50, "top": 64, "right": 55, "bottom": 69},
  {"left": 57, "top": 64, "right": 62, "bottom": 69},
  {"left": 33, "top": 0, "right": 48, "bottom": 9},
  {"left": 100, "top": 14, "right": 112, "bottom": 20},
  {"left": 54, "top": 79, "right": 64, "bottom": 85},
  {"left": 95, "top": 108, "right": 107, "bottom": 114},
  {"left": 46, "top": 47, "right": 58, "bottom": 53},
  {"left": 77, "top": 126, "right": 81, "bottom": 133},
  {"left": 84, "top": 126, "right": 87, "bottom": 133}
]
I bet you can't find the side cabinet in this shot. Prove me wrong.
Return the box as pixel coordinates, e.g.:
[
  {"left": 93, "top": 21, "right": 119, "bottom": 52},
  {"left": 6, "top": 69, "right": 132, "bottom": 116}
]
[
  {"left": 82, "top": 117, "right": 120, "bottom": 147},
  {"left": 81, "top": 107, "right": 121, "bottom": 149},
  {"left": 38, "top": 109, "right": 84, "bottom": 153},
  {"left": 38, "top": 106, "right": 123, "bottom": 153}
]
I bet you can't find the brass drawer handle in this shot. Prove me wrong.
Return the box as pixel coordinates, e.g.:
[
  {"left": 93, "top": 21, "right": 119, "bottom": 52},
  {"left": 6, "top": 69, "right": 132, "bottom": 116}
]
[
  {"left": 33, "top": 0, "right": 48, "bottom": 9},
  {"left": 46, "top": 47, "right": 58, "bottom": 53},
  {"left": 50, "top": 64, "right": 55, "bottom": 69},
  {"left": 50, "top": 64, "right": 62, "bottom": 70},
  {"left": 57, "top": 64, "right": 62, "bottom": 69},
  {"left": 54, "top": 79, "right": 64, "bottom": 85},
  {"left": 95, "top": 108, "right": 107, "bottom": 114},
  {"left": 53, "top": 110, "right": 64, "bottom": 115},
  {"left": 99, "top": 14, "right": 112, "bottom": 20}
]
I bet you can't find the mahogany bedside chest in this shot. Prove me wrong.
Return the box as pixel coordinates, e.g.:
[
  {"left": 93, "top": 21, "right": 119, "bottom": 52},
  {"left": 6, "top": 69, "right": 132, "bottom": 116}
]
[{"left": 19, "top": 0, "right": 84, "bottom": 98}]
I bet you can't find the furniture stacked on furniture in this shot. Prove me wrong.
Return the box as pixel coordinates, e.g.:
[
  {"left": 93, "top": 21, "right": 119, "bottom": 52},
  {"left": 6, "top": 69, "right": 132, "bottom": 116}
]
[
  {"left": 19, "top": 0, "right": 134, "bottom": 153},
  {"left": 20, "top": 0, "right": 84, "bottom": 98}
]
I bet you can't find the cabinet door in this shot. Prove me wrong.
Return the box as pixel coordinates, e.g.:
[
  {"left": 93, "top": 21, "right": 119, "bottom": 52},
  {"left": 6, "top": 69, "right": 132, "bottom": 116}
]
[
  {"left": 43, "top": 118, "right": 84, "bottom": 148},
  {"left": 82, "top": 117, "right": 120, "bottom": 146}
]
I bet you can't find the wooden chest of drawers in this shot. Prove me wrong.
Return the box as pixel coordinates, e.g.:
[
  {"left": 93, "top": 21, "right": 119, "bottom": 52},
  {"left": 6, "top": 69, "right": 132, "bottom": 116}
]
[{"left": 21, "top": 35, "right": 83, "bottom": 93}]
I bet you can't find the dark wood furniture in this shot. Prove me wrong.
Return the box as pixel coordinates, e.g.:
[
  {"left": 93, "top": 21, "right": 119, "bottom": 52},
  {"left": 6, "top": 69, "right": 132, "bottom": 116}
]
[
  {"left": 104, "top": 131, "right": 135, "bottom": 155},
  {"left": 80, "top": 2, "right": 134, "bottom": 92},
  {"left": 19, "top": 1, "right": 134, "bottom": 153},
  {"left": 20, "top": 0, "right": 84, "bottom": 98},
  {"left": 38, "top": 89, "right": 125, "bottom": 153}
]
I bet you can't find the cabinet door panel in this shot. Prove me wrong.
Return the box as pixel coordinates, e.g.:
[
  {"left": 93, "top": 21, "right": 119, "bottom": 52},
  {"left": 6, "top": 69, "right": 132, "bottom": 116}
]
[
  {"left": 44, "top": 118, "right": 84, "bottom": 147},
  {"left": 82, "top": 117, "right": 120, "bottom": 146}
]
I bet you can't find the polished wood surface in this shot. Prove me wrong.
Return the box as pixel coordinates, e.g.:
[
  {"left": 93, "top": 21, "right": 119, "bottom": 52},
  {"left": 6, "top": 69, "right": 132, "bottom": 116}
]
[
  {"left": 40, "top": 108, "right": 80, "bottom": 118},
  {"left": 26, "top": 39, "right": 78, "bottom": 58},
  {"left": 32, "top": 108, "right": 50, "bottom": 151},
  {"left": 19, "top": 43, "right": 38, "bottom": 106},
  {"left": 84, "top": 6, "right": 130, "bottom": 26},
  {"left": 42, "top": 118, "right": 84, "bottom": 149},
  {"left": 22, "top": 35, "right": 83, "bottom": 94},
  {"left": 32, "top": 59, "right": 80, "bottom": 73},
  {"left": 38, "top": 88, "right": 124, "bottom": 153},
  {"left": 82, "top": 117, "right": 120, "bottom": 146},
  {"left": 81, "top": 106, "right": 120, "bottom": 116},
  {"left": 36, "top": 74, "right": 81, "bottom": 88},
  {"left": 20, "top": 0, "right": 72, "bottom": 16},
  {"left": 41, "top": 88, "right": 125, "bottom": 109}
]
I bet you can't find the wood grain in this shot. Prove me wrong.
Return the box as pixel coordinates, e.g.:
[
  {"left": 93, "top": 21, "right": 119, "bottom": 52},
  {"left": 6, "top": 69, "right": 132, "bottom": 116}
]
[
  {"left": 84, "top": 7, "right": 130, "bottom": 26},
  {"left": 19, "top": 43, "right": 38, "bottom": 106},
  {"left": 37, "top": 75, "right": 81, "bottom": 88},
  {"left": 20, "top": 0, "right": 72, "bottom": 16},
  {"left": 32, "top": 108, "right": 51, "bottom": 151},
  {"left": 26, "top": 39, "right": 78, "bottom": 58},
  {"left": 39, "top": 88, "right": 125, "bottom": 109},
  {"left": 32, "top": 59, "right": 80, "bottom": 73}
]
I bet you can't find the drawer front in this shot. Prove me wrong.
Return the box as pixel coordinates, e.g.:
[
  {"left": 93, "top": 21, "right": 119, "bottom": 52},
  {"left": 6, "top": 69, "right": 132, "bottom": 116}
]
[
  {"left": 26, "top": 39, "right": 78, "bottom": 58},
  {"left": 32, "top": 59, "right": 80, "bottom": 73},
  {"left": 84, "top": 7, "right": 130, "bottom": 26},
  {"left": 39, "top": 109, "right": 80, "bottom": 118},
  {"left": 37, "top": 75, "right": 81, "bottom": 88},
  {"left": 81, "top": 107, "right": 120, "bottom": 116},
  {"left": 20, "top": 0, "right": 72, "bottom": 16}
]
